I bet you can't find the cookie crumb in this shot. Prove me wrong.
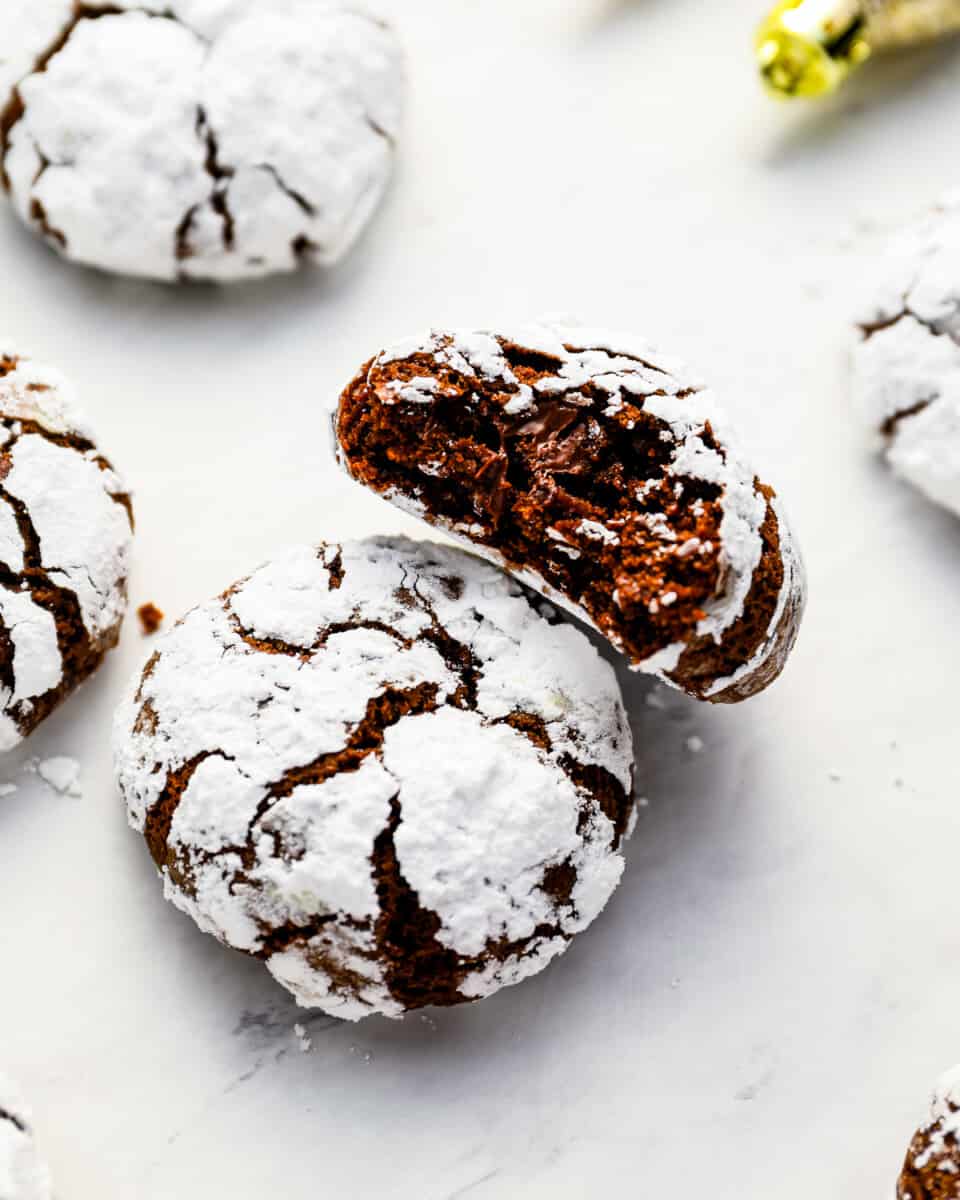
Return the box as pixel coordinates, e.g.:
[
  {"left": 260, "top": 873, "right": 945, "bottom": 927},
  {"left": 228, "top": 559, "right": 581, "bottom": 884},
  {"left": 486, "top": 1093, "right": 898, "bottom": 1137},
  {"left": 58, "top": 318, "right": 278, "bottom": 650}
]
[
  {"left": 293, "top": 1024, "right": 312, "bottom": 1054},
  {"left": 686, "top": 736, "right": 705, "bottom": 754},
  {"left": 137, "top": 603, "right": 165, "bottom": 636},
  {"left": 828, "top": 769, "right": 843, "bottom": 783}
]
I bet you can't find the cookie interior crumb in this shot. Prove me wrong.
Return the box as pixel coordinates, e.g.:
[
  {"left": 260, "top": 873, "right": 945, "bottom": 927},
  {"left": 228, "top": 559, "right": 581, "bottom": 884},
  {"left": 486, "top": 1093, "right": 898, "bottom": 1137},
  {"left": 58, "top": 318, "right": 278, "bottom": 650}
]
[{"left": 336, "top": 329, "right": 805, "bottom": 702}]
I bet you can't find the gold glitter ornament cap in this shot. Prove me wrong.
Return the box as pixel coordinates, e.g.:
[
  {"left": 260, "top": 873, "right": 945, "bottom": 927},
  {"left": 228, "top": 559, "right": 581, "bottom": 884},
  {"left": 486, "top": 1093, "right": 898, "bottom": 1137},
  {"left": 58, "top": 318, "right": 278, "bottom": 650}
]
[{"left": 756, "top": 0, "right": 960, "bottom": 98}]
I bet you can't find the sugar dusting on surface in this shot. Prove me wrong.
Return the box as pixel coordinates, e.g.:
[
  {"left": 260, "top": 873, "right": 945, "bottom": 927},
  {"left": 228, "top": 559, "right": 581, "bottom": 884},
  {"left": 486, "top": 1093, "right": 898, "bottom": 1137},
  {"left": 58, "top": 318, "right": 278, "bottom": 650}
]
[
  {"left": 0, "top": 757, "right": 83, "bottom": 800},
  {"left": 34, "top": 756, "right": 82, "bottom": 799}
]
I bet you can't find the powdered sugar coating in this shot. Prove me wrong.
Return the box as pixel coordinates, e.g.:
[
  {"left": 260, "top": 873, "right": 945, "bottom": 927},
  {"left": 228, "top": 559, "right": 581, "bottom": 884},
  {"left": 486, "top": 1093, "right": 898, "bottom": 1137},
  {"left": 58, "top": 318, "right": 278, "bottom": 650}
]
[
  {"left": 931, "top": 1066, "right": 960, "bottom": 1123},
  {"left": 114, "top": 537, "right": 635, "bottom": 1021},
  {"left": 853, "top": 194, "right": 960, "bottom": 517},
  {"left": 0, "top": 346, "right": 132, "bottom": 751},
  {"left": 1, "top": 0, "right": 402, "bottom": 283},
  {"left": 0, "top": 1073, "right": 53, "bottom": 1200},
  {"left": 334, "top": 321, "right": 806, "bottom": 700}
]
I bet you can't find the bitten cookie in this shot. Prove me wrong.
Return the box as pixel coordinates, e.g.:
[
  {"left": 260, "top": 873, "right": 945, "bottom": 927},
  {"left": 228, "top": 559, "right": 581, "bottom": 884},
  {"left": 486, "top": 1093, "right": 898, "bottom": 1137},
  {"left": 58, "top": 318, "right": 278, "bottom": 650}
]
[
  {"left": 0, "top": 1, "right": 402, "bottom": 283},
  {"left": 113, "top": 537, "right": 635, "bottom": 1021},
  {"left": 0, "top": 1074, "right": 53, "bottom": 1200},
  {"left": 333, "top": 323, "right": 806, "bottom": 703},
  {"left": 853, "top": 195, "right": 960, "bottom": 517},
  {"left": 0, "top": 348, "right": 133, "bottom": 751},
  {"left": 898, "top": 1065, "right": 960, "bottom": 1198}
]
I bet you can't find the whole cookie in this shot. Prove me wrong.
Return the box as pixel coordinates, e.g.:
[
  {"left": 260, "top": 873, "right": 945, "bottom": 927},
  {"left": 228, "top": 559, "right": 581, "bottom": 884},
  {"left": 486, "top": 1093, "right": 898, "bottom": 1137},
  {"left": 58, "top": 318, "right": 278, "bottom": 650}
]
[
  {"left": 853, "top": 195, "right": 960, "bottom": 517},
  {"left": 0, "top": 348, "right": 133, "bottom": 751},
  {"left": 113, "top": 538, "right": 636, "bottom": 1021},
  {"left": 0, "top": 1074, "right": 53, "bottom": 1200},
  {"left": 0, "top": 1, "right": 402, "bottom": 282},
  {"left": 898, "top": 1065, "right": 960, "bottom": 1198},
  {"left": 334, "top": 322, "right": 806, "bottom": 703}
]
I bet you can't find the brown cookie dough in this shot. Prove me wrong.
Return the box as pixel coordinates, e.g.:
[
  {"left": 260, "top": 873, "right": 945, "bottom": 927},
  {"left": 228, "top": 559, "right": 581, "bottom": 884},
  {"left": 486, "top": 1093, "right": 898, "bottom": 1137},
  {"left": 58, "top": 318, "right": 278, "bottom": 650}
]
[{"left": 333, "top": 322, "right": 806, "bottom": 704}]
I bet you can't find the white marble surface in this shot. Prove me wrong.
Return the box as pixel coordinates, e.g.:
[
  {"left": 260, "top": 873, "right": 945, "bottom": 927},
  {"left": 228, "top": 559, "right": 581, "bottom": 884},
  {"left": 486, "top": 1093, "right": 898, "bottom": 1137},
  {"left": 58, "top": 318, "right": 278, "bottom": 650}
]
[{"left": 1, "top": 1, "right": 959, "bottom": 1195}]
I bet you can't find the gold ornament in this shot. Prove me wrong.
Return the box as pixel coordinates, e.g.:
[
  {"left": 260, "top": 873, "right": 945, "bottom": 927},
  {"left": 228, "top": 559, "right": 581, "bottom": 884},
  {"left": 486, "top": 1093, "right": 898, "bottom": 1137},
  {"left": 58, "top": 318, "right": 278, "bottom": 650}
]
[{"left": 756, "top": 0, "right": 960, "bottom": 97}]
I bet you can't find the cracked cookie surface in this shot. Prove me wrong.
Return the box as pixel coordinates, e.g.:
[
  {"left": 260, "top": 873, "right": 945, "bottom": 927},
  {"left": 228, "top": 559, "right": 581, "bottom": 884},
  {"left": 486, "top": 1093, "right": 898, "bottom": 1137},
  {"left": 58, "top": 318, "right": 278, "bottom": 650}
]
[
  {"left": 0, "top": 347, "right": 132, "bottom": 751},
  {"left": 853, "top": 195, "right": 960, "bottom": 517},
  {"left": 898, "top": 1065, "right": 960, "bottom": 1199},
  {"left": 0, "top": 1073, "right": 53, "bottom": 1200},
  {"left": 333, "top": 322, "right": 806, "bottom": 704},
  {"left": 0, "top": 0, "right": 402, "bottom": 282},
  {"left": 113, "top": 537, "right": 636, "bottom": 1021}
]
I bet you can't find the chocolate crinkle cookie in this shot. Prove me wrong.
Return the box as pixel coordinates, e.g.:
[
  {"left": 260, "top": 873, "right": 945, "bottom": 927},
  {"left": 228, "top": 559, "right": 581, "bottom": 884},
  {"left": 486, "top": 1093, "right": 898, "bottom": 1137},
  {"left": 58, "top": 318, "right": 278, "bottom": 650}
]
[
  {"left": 113, "top": 537, "right": 636, "bottom": 1021},
  {"left": 853, "top": 195, "right": 960, "bottom": 517},
  {"left": 0, "top": 1074, "right": 53, "bottom": 1200},
  {"left": 0, "top": 348, "right": 133, "bottom": 751},
  {"left": 898, "top": 1066, "right": 960, "bottom": 1199},
  {"left": 334, "top": 322, "right": 806, "bottom": 703},
  {"left": 0, "top": 0, "right": 402, "bottom": 283}
]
